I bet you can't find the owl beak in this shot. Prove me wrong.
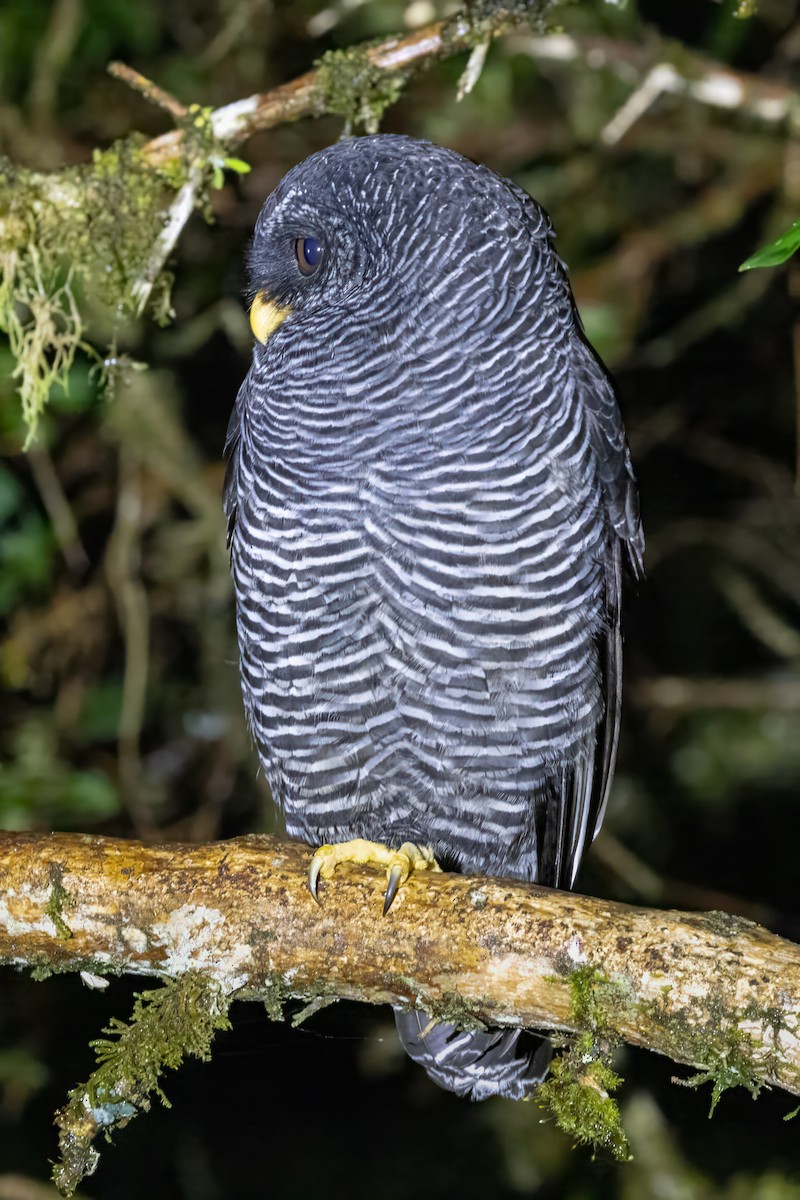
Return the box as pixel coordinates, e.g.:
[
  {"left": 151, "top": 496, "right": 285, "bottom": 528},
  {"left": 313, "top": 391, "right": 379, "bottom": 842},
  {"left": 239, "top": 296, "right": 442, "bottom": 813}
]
[{"left": 249, "top": 292, "right": 291, "bottom": 344}]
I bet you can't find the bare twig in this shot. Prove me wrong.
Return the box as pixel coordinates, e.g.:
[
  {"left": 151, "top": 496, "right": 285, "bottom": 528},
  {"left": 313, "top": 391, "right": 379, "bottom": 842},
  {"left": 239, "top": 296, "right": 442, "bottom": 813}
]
[
  {"left": 509, "top": 31, "right": 800, "bottom": 134},
  {"left": 631, "top": 675, "right": 800, "bottom": 711},
  {"left": 716, "top": 566, "right": 800, "bottom": 660},
  {"left": 107, "top": 62, "right": 188, "bottom": 120},
  {"left": 104, "top": 449, "right": 153, "bottom": 839},
  {"left": 102, "top": 8, "right": 529, "bottom": 309},
  {"left": 457, "top": 39, "right": 491, "bottom": 101}
]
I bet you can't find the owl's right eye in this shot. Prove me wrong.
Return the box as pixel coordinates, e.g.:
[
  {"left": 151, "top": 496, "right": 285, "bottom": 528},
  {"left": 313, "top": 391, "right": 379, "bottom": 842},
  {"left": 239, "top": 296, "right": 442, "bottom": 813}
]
[{"left": 296, "top": 237, "right": 323, "bottom": 276}]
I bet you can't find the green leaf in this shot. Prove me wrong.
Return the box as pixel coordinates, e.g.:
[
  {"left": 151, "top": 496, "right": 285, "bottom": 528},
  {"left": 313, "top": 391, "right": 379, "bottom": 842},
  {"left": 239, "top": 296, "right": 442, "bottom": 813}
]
[
  {"left": 222, "top": 157, "right": 251, "bottom": 175},
  {"left": 739, "top": 218, "right": 800, "bottom": 271}
]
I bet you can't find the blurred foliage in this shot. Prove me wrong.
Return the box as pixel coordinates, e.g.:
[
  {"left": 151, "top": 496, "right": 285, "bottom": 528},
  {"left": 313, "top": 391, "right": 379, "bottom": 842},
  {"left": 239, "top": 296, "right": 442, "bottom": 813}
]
[
  {"left": 2, "top": 0, "right": 800, "bottom": 1195},
  {"left": 0, "top": 719, "right": 119, "bottom": 831}
]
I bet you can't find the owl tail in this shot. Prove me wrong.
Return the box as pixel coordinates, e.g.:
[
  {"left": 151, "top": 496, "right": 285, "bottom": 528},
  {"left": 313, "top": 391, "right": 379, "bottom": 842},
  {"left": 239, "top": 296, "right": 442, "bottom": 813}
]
[{"left": 394, "top": 1008, "right": 552, "bottom": 1101}]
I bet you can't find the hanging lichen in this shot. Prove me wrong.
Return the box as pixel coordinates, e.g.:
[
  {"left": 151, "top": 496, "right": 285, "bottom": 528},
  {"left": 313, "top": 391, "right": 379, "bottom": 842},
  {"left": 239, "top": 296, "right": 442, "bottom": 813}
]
[{"left": 0, "top": 139, "right": 184, "bottom": 442}]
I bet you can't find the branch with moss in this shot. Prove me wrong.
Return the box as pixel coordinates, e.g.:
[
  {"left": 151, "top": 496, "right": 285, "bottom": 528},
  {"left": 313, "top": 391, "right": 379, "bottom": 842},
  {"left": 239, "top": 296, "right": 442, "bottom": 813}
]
[
  {"left": 1, "top": 831, "right": 799, "bottom": 1191},
  {"left": 139, "top": 1, "right": 535, "bottom": 161},
  {"left": 0, "top": 0, "right": 540, "bottom": 440}
]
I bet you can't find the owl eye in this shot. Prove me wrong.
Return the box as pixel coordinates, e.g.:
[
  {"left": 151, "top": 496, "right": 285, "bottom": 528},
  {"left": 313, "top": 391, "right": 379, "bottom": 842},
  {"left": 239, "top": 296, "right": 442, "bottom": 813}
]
[{"left": 296, "top": 237, "right": 323, "bottom": 276}]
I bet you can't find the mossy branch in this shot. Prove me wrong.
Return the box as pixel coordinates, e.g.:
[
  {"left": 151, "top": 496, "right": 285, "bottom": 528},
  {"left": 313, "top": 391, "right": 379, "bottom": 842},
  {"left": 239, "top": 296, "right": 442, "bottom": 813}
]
[
  {"left": 52, "top": 973, "right": 231, "bottom": 1196},
  {"left": 0, "top": 0, "right": 542, "bottom": 439},
  {"left": 1, "top": 830, "right": 799, "bottom": 1189},
  {"left": 141, "top": 1, "right": 546, "bottom": 161}
]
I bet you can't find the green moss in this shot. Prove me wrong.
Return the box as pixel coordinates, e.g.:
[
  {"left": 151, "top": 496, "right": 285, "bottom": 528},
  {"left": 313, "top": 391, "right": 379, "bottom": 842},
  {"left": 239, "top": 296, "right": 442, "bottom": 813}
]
[
  {"left": 261, "top": 974, "right": 291, "bottom": 1022},
  {"left": 443, "top": 0, "right": 549, "bottom": 48},
  {"left": 676, "top": 1030, "right": 764, "bottom": 1115},
  {"left": 52, "top": 973, "right": 231, "bottom": 1197},
  {"left": 535, "top": 965, "right": 633, "bottom": 1158},
  {"left": 0, "top": 105, "right": 242, "bottom": 441},
  {"left": 568, "top": 964, "right": 633, "bottom": 1034},
  {"left": 640, "top": 984, "right": 789, "bottom": 1116},
  {"left": 652, "top": 1001, "right": 777, "bottom": 1115},
  {"left": 315, "top": 45, "right": 409, "bottom": 135},
  {"left": 538, "top": 1040, "right": 631, "bottom": 1161},
  {"left": 45, "top": 877, "right": 74, "bottom": 941}
]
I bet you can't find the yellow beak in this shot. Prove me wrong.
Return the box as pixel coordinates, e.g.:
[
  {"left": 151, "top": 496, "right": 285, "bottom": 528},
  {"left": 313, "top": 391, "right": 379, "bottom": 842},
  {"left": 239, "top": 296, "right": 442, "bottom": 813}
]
[{"left": 250, "top": 293, "right": 291, "bottom": 344}]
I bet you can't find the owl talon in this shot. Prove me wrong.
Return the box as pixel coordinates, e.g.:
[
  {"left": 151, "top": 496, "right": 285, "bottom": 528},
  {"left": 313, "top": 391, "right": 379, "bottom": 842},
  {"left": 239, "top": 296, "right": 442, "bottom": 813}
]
[
  {"left": 384, "top": 863, "right": 406, "bottom": 914},
  {"left": 307, "top": 854, "right": 324, "bottom": 904},
  {"left": 306, "top": 839, "right": 441, "bottom": 912}
]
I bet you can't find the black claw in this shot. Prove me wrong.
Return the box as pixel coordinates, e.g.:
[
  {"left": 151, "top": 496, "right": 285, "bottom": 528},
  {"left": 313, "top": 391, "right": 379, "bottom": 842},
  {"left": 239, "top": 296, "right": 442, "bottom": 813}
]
[
  {"left": 307, "top": 859, "right": 323, "bottom": 905},
  {"left": 383, "top": 865, "right": 403, "bottom": 915}
]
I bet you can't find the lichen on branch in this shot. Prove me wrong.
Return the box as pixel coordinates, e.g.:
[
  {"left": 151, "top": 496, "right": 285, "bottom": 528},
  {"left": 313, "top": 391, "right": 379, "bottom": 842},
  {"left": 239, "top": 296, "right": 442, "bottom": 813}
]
[
  {"left": 2, "top": 830, "right": 800, "bottom": 1188},
  {"left": 314, "top": 44, "right": 410, "bottom": 135},
  {"left": 0, "top": 140, "right": 183, "bottom": 441},
  {"left": 1, "top": 0, "right": 550, "bottom": 441}
]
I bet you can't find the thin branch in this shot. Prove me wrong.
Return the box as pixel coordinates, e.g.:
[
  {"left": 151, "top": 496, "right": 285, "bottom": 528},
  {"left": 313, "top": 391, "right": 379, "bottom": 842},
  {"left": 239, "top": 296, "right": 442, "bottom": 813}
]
[
  {"left": 104, "top": 451, "right": 153, "bottom": 839},
  {"left": 631, "top": 675, "right": 800, "bottom": 711},
  {"left": 27, "top": 0, "right": 84, "bottom": 135},
  {"left": 456, "top": 38, "right": 491, "bottom": 101},
  {"left": 97, "top": 7, "right": 532, "bottom": 311},
  {"left": 134, "top": 9, "right": 533, "bottom": 167},
  {"left": 508, "top": 31, "right": 800, "bottom": 134},
  {"left": 27, "top": 444, "right": 88, "bottom": 575},
  {"left": 592, "top": 834, "right": 776, "bottom": 928},
  {"left": 107, "top": 61, "right": 188, "bottom": 120},
  {"left": 129, "top": 164, "right": 204, "bottom": 315},
  {"left": 2, "top": 831, "right": 799, "bottom": 1097}
]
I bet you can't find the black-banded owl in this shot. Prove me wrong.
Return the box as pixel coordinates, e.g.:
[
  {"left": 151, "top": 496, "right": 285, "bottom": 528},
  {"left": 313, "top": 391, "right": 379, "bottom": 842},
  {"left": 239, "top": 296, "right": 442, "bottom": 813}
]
[{"left": 225, "top": 134, "right": 643, "bottom": 1100}]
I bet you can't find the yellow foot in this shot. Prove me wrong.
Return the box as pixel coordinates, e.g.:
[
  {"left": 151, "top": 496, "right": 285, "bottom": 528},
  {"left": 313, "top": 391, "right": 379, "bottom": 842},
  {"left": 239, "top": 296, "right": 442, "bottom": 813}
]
[{"left": 307, "top": 838, "right": 442, "bottom": 914}]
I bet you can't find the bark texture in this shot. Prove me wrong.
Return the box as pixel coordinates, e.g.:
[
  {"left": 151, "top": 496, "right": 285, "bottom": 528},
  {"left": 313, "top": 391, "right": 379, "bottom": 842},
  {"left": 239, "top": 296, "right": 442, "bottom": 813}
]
[{"left": 1, "top": 830, "right": 798, "bottom": 1097}]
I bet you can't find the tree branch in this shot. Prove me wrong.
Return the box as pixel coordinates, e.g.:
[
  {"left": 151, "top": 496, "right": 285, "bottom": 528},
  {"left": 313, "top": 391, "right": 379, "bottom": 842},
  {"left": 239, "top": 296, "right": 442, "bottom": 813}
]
[
  {"left": 508, "top": 31, "right": 800, "bottom": 139},
  {"left": 136, "top": 8, "right": 530, "bottom": 166},
  {"left": 3, "top": 831, "right": 799, "bottom": 1097}
]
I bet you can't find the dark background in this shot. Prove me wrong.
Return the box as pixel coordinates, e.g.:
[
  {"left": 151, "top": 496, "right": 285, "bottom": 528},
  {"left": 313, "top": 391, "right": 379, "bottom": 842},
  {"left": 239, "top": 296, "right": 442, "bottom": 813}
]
[{"left": 2, "top": 0, "right": 800, "bottom": 1195}]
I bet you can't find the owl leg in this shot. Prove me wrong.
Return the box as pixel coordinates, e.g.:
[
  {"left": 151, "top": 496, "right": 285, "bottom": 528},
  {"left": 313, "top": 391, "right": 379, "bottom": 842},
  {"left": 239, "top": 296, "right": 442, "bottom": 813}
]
[{"left": 307, "top": 839, "right": 442, "bottom": 914}]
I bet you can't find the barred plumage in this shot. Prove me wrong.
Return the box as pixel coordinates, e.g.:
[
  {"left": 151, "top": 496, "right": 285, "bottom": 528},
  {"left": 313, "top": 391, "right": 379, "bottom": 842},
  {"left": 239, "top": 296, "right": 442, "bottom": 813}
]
[{"left": 225, "top": 134, "right": 643, "bottom": 1100}]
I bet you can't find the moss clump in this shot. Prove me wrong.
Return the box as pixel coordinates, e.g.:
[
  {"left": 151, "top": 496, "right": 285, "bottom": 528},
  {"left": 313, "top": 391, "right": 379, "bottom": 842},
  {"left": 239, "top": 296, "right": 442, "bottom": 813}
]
[
  {"left": 315, "top": 45, "right": 409, "bottom": 134},
  {"left": 443, "top": 0, "right": 548, "bottom": 48},
  {"left": 52, "top": 973, "right": 231, "bottom": 1197},
  {"left": 538, "top": 1034, "right": 631, "bottom": 1161},
  {"left": 662, "top": 1003, "right": 775, "bottom": 1115},
  {"left": 568, "top": 964, "right": 633, "bottom": 1033},
  {"left": 642, "top": 989, "right": 785, "bottom": 1115},
  {"left": 261, "top": 973, "right": 292, "bottom": 1023},
  {"left": 676, "top": 1028, "right": 764, "bottom": 1115},
  {"left": 537, "top": 965, "right": 632, "bottom": 1158}
]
